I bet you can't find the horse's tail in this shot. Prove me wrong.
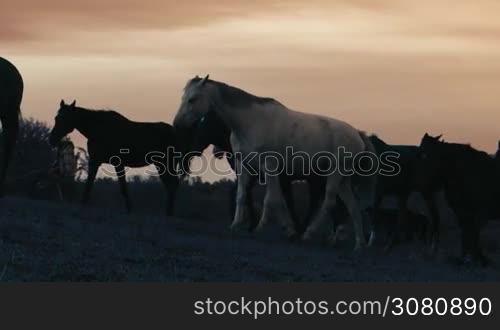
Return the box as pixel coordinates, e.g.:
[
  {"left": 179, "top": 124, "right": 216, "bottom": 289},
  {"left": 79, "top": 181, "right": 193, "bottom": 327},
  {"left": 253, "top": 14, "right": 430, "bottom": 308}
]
[{"left": 352, "top": 131, "right": 378, "bottom": 211}]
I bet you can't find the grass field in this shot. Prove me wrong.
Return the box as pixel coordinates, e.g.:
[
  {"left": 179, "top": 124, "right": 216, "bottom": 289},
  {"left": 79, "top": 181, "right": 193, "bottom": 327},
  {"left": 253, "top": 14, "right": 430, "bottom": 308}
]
[{"left": 1, "top": 181, "right": 499, "bottom": 281}]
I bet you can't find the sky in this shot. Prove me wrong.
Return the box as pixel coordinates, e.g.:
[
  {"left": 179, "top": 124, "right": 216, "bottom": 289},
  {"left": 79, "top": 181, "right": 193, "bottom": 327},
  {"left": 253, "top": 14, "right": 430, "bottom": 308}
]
[{"left": 2, "top": 0, "right": 499, "bottom": 161}]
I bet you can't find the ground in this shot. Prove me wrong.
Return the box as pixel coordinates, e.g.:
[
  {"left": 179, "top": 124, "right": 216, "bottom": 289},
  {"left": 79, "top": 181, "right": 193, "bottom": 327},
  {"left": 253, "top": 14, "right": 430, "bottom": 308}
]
[{"left": 0, "top": 196, "right": 499, "bottom": 281}]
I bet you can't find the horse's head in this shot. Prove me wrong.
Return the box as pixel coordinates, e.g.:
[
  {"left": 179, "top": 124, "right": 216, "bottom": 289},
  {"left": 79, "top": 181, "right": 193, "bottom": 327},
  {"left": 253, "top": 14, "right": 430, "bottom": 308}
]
[
  {"left": 191, "top": 110, "right": 229, "bottom": 154},
  {"left": 177, "top": 107, "right": 229, "bottom": 177},
  {"left": 415, "top": 133, "right": 446, "bottom": 182},
  {"left": 174, "top": 74, "right": 216, "bottom": 175},
  {"left": 174, "top": 74, "right": 212, "bottom": 130},
  {"left": 419, "top": 133, "right": 443, "bottom": 155},
  {"left": 49, "top": 99, "right": 77, "bottom": 146}
]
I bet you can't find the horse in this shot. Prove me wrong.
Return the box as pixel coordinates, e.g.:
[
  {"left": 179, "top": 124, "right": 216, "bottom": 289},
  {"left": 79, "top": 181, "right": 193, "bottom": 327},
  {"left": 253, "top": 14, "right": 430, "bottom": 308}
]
[
  {"left": 177, "top": 108, "right": 330, "bottom": 236},
  {"left": 49, "top": 100, "right": 179, "bottom": 215},
  {"left": 174, "top": 75, "right": 377, "bottom": 250},
  {"left": 0, "top": 57, "right": 23, "bottom": 196},
  {"left": 368, "top": 135, "right": 441, "bottom": 250},
  {"left": 419, "top": 133, "right": 500, "bottom": 265},
  {"left": 496, "top": 141, "right": 500, "bottom": 162}
]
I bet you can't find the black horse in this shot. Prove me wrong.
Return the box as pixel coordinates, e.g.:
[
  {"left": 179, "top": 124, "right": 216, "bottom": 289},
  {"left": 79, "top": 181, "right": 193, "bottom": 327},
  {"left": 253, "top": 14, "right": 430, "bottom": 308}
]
[
  {"left": 0, "top": 57, "right": 23, "bottom": 196},
  {"left": 49, "top": 100, "right": 179, "bottom": 215},
  {"left": 419, "top": 133, "right": 500, "bottom": 265},
  {"left": 496, "top": 141, "right": 500, "bottom": 162},
  {"left": 369, "top": 135, "right": 441, "bottom": 250}
]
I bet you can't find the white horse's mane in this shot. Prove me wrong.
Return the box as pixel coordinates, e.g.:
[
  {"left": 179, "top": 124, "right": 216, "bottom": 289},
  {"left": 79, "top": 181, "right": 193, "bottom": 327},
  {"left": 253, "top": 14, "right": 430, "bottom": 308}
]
[{"left": 187, "top": 77, "right": 282, "bottom": 108}]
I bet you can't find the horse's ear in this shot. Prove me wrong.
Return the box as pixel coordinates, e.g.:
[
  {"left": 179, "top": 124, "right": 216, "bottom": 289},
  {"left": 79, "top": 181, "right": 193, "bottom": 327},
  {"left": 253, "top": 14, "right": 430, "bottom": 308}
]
[
  {"left": 200, "top": 74, "right": 210, "bottom": 86},
  {"left": 60, "top": 99, "right": 65, "bottom": 107},
  {"left": 70, "top": 100, "right": 76, "bottom": 107},
  {"left": 423, "top": 133, "right": 429, "bottom": 138},
  {"left": 435, "top": 134, "right": 443, "bottom": 141}
]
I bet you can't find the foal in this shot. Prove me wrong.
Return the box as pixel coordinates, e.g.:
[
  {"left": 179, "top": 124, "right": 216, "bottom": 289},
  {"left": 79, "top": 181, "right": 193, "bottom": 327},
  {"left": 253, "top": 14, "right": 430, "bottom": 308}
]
[{"left": 49, "top": 100, "right": 179, "bottom": 215}]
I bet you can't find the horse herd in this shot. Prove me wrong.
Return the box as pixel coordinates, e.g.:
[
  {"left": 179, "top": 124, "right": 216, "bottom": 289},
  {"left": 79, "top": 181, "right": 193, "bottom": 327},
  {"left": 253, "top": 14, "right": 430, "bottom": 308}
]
[{"left": 1, "top": 58, "right": 499, "bottom": 266}]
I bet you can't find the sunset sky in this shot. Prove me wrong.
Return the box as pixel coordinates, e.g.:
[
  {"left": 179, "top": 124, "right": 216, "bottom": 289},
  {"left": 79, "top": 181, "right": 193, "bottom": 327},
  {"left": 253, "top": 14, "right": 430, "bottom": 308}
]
[{"left": 2, "top": 0, "right": 499, "bottom": 156}]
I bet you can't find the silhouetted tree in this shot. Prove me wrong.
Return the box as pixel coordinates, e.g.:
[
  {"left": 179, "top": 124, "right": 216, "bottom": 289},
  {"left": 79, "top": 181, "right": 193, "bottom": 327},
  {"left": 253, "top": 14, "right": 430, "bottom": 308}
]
[{"left": 0, "top": 117, "right": 55, "bottom": 178}]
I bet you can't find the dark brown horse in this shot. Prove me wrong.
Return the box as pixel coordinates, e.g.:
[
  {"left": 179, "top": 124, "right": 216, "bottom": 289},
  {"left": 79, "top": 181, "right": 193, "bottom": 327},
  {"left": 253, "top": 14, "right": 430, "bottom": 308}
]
[
  {"left": 419, "top": 133, "right": 500, "bottom": 265},
  {"left": 0, "top": 57, "right": 23, "bottom": 196},
  {"left": 49, "top": 100, "right": 179, "bottom": 215},
  {"left": 369, "top": 135, "right": 441, "bottom": 250},
  {"left": 496, "top": 141, "right": 500, "bottom": 162}
]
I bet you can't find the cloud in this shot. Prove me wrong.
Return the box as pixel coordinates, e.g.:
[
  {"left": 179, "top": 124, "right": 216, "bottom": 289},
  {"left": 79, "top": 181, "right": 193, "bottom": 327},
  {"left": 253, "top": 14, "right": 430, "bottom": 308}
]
[
  {"left": 0, "top": 0, "right": 313, "bottom": 43},
  {"left": 3, "top": 0, "right": 500, "bottom": 58},
  {"left": 3, "top": 0, "right": 500, "bottom": 153}
]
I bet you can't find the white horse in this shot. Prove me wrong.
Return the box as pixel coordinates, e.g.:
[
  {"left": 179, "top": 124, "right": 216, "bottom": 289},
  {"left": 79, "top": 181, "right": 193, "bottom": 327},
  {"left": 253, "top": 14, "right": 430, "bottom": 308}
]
[{"left": 174, "top": 75, "right": 376, "bottom": 250}]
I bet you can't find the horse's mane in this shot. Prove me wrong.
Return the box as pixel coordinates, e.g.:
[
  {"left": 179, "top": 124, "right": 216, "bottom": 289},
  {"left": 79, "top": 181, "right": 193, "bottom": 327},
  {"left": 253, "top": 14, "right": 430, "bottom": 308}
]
[
  {"left": 75, "top": 106, "right": 130, "bottom": 123},
  {"left": 369, "top": 134, "right": 387, "bottom": 146},
  {"left": 188, "top": 77, "right": 281, "bottom": 108}
]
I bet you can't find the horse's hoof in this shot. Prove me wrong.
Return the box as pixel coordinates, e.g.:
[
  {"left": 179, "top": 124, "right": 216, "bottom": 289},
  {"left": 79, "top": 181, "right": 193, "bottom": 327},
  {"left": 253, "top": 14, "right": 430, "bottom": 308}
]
[
  {"left": 286, "top": 230, "right": 300, "bottom": 242},
  {"left": 302, "top": 231, "right": 314, "bottom": 242},
  {"left": 461, "top": 255, "right": 473, "bottom": 265},
  {"left": 353, "top": 242, "right": 365, "bottom": 252},
  {"left": 328, "top": 236, "right": 338, "bottom": 247},
  {"left": 480, "top": 257, "right": 491, "bottom": 267},
  {"left": 230, "top": 220, "right": 245, "bottom": 233},
  {"left": 254, "top": 221, "right": 266, "bottom": 233},
  {"left": 367, "top": 231, "right": 376, "bottom": 247},
  {"left": 462, "top": 255, "right": 491, "bottom": 268},
  {"left": 247, "top": 222, "right": 258, "bottom": 233}
]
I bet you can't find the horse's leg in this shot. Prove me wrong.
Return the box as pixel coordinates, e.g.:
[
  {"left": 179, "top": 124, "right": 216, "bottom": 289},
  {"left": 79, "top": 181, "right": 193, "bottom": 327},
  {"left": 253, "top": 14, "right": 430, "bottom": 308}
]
[
  {"left": 114, "top": 164, "right": 132, "bottom": 213},
  {"left": 460, "top": 215, "right": 488, "bottom": 266},
  {"left": 302, "top": 174, "right": 342, "bottom": 242},
  {"left": 423, "top": 191, "right": 440, "bottom": 254},
  {"left": 281, "top": 178, "right": 301, "bottom": 236},
  {"left": 0, "top": 116, "right": 6, "bottom": 196},
  {"left": 368, "top": 193, "right": 383, "bottom": 246},
  {"left": 328, "top": 198, "right": 349, "bottom": 246},
  {"left": 256, "top": 173, "right": 296, "bottom": 238},
  {"left": 231, "top": 171, "right": 255, "bottom": 230},
  {"left": 470, "top": 217, "right": 488, "bottom": 266},
  {"left": 386, "top": 192, "right": 410, "bottom": 250},
  {"left": 228, "top": 180, "right": 237, "bottom": 222},
  {"left": 302, "top": 180, "right": 325, "bottom": 235},
  {"left": 245, "top": 177, "right": 260, "bottom": 232},
  {"left": 158, "top": 169, "right": 179, "bottom": 217},
  {"left": 336, "top": 177, "right": 367, "bottom": 251},
  {"left": 83, "top": 160, "right": 99, "bottom": 205}
]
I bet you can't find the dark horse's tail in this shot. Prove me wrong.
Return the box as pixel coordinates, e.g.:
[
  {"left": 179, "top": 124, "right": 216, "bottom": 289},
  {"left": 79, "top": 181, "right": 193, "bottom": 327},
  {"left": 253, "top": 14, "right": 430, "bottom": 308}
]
[{"left": 0, "top": 57, "right": 24, "bottom": 196}]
